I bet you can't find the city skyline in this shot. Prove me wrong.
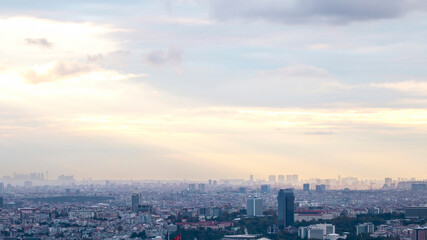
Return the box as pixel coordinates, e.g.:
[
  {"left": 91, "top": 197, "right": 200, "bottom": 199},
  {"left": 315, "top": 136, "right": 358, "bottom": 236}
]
[
  {"left": 0, "top": 172, "right": 427, "bottom": 184},
  {"left": 1, "top": 1, "right": 427, "bottom": 180}
]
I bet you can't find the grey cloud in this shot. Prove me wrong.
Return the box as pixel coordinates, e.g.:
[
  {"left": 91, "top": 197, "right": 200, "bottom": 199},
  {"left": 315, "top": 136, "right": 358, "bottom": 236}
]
[
  {"left": 144, "top": 47, "right": 183, "bottom": 66},
  {"left": 208, "top": 0, "right": 424, "bottom": 25},
  {"left": 25, "top": 38, "right": 54, "bottom": 48},
  {"left": 87, "top": 53, "right": 104, "bottom": 62},
  {"left": 22, "top": 62, "right": 95, "bottom": 84}
]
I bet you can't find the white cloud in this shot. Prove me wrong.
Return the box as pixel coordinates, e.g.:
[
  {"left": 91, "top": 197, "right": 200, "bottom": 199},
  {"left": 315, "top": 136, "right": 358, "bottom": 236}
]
[
  {"left": 0, "top": 17, "right": 120, "bottom": 66},
  {"left": 216, "top": 65, "right": 350, "bottom": 106},
  {"left": 372, "top": 80, "right": 427, "bottom": 95},
  {"left": 307, "top": 43, "right": 332, "bottom": 50},
  {"left": 258, "top": 65, "right": 332, "bottom": 78},
  {"left": 21, "top": 61, "right": 97, "bottom": 84}
]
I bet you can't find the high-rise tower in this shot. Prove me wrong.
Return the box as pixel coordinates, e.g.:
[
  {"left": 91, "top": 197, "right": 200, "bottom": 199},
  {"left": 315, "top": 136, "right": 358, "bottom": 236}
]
[
  {"left": 277, "top": 188, "right": 294, "bottom": 228},
  {"left": 131, "top": 193, "right": 141, "bottom": 211}
]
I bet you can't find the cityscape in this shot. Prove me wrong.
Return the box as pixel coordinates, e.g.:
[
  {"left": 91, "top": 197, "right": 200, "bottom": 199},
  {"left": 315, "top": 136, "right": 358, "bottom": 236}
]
[
  {"left": 2, "top": 0, "right": 427, "bottom": 239},
  {"left": 0, "top": 173, "right": 426, "bottom": 239}
]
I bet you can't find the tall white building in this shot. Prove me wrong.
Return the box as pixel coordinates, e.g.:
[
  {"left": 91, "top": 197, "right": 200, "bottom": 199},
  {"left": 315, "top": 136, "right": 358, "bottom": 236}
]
[{"left": 298, "top": 224, "right": 335, "bottom": 239}]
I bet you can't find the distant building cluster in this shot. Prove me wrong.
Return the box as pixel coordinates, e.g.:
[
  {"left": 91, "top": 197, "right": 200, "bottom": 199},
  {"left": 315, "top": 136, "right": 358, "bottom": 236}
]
[{"left": 0, "top": 173, "right": 425, "bottom": 239}]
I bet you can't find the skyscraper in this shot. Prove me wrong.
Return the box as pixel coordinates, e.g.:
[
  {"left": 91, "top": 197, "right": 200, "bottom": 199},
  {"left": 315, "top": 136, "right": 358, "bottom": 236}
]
[
  {"left": 278, "top": 175, "right": 285, "bottom": 182},
  {"left": 269, "top": 175, "right": 276, "bottom": 182},
  {"left": 316, "top": 184, "right": 326, "bottom": 192},
  {"left": 290, "top": 175, "right": 298, "bottom": 184},
  {"left": 384, "top": 177, "right": 392, "bottom": 186},
  {"left": 131, "top": 193, "right": 141, "bottom": 211},
  {"left": 247, "top": 197, "right": 263, "bottom": 216},
  {"left": 198, "top": 183, "right": 206, "bottom": 192},
  {"left": 277, "top": 188, "right": 294, "bottom": 228},
  {"left": 0, "top": 196, "right": 3, "bottom": 208},
  {"left": 260, "top": 184, "right": 270, "bottom": 194},
  {"left": 303, "top": 183, "right": 310, "bottom": 191}
]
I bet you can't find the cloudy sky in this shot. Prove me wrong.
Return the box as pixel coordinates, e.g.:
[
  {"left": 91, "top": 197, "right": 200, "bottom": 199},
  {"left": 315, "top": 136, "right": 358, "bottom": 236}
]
[{"left": 1, "top": 0, "right": 427, "bottom": 180}]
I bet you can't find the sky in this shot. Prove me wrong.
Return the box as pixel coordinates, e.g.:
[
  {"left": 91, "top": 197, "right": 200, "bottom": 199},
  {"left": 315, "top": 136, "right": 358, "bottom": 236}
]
[{"left": 1, "top": 0, "right": 427, "bottom": 180}]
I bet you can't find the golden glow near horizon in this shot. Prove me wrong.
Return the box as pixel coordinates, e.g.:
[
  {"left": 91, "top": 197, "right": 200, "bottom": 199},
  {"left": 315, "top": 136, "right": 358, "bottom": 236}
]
[{"left": 1, "top": 14, "right": 427, "bottom": 180}]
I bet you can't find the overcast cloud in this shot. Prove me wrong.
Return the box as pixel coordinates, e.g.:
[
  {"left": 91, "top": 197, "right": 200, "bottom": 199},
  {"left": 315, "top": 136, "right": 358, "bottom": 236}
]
[
  {"left": 208, "top": 0, "right": 427, "bottom": 24},
  {"left": 0, "top": 1, "right": 426, "bottom": 180}
]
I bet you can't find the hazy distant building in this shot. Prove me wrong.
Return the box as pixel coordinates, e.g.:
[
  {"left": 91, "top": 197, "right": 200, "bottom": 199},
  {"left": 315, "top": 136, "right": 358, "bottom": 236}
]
[
  {"left": 239, "top": 187, "right": 247, "bottom": 194},
  {"left": 405, "top": 206, "right": 427, "bottom": 219},
  {"left": 356, "top": 222, "right": 374, "bottom": 235},
  {"left": 198, "top": 183, "right": 206, "bottom": 192},
  {"left": 269, "top": 175, "right": 276, "bottom": 182},
  {"left": 29, "top": 172, "right": 44, "bottom": 180},
  {"left": 316, "top": 184, "right": 326, "bottom": 192},
  {"left": 292, "top": 175, "right": 299, "bottom": 183},
  {"left": 0, "top": 182, "right": 4, "bottom": 194},
  {"left": 260, "top": 184, "right": 270, "bottom": 194},
  {"left": 188, "top": 183, "right": 196, "bottom": 191},
  {"left": 246, "top": 197, "right": 263, "bottom": 216},
  {"left": 132, "top": 193, "right": 141, "bottom": 211},
  {"left": 57, "top": 175, "right": 74, "bottom": 182},
  {"left": 0, "top": 196, "right": 3, "bottom": 208},
  {"left": 278, "top": 175, "right": 285, "bottom": 182},
  {"left": 278, "top": 188, "right": 294, "bottom": 228},
  {"left": 285, "top": 175, "right": 299, "bottom": 184},
  {"left": 384, "top": 177, "right": 392, "bottom": 186},
  {"left": 24, "top": 181, "right": 32, "bottom": 188},
  {"left": 213, "top": 180, "right": 218, "bottom": 185},
  {"left": 250, "top": 175, "right": 254, "bottom": 182},
  {"left": 303, "top": 183, "right": 310, "bottom": 191},
  {"left": 412, "top": 183, "right": 427, "bottom": 191},
  {"left": 13, "top": 173, "right": 29, "bottom": 180}
]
